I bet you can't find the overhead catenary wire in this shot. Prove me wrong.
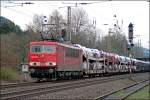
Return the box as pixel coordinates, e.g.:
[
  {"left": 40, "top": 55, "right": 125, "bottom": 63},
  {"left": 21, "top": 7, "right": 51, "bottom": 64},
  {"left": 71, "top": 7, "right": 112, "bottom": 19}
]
[
  {"left": 1, "top": 1, "right": 35, "bottom": 17},
  {"left": 3, "top": 1, "right": 34, "bottom": 8},
  {"left": 2, "top": 6, "right": 33, "bottom": 18},
  {"left": 1, "top": 1, "right": 51, "bottom": 18},
  {"left": 61, "top": 1, "right": 111, "bottom": 6}
]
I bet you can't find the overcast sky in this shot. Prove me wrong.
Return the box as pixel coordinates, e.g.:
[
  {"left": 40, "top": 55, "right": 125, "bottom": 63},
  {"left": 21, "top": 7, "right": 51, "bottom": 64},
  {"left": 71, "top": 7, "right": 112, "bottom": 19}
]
[{"left": 1, "top": 0, "right": 149, "bottom": 49}]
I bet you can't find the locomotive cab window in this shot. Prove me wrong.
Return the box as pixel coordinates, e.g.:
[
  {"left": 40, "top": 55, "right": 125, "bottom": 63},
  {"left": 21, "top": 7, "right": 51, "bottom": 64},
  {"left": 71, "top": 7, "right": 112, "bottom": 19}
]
[
  {"left": 44, "top": 45, "right": 56, "bottom": 53},
  {"left": 31, "top": 45, "right": 56, "bottom": 53},
  {"left": 31, "top": 45, "right": 43, "bottom": 53}
]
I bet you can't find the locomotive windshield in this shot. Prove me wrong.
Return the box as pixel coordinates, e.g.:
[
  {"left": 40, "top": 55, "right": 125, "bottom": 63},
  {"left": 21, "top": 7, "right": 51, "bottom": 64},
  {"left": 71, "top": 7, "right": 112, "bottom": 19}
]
[{"left": 31, "top": 45, "right": 56, "bottom": 53}]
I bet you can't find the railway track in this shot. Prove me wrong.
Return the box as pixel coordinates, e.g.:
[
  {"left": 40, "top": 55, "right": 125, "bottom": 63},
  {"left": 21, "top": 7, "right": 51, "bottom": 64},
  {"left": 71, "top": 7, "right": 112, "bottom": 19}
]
[
  {"left": 1, "top": 78, "right": 88, "bottom": 90},
  {"left": 1, "top": 74, "right": 135, "bottom": 100},
  {"left": 0, "top": 74, "right": 125, "bottom": 90},
  {"left": 1, "top": 81, "right": 37, "bottom": 89},
  {"left": 1, "top": 72, "right": 143, "bottom": 90},
  {"left": 94, "top": 79, "right": 149, "bottom": 100}
]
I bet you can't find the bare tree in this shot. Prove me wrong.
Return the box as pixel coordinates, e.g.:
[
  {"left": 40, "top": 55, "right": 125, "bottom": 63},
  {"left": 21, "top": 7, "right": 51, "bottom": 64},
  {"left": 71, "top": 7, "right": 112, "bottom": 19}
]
[
  {"left": 97, "top": 32, "right": 128, "bottom": 56},
  {"left": 27, "top": 10, "right": 66, "bottom": 41},
  {"left": 47, "top": 9, "right": 66, "bottom": 39},
  {"left": 71, "top": 7, "right": 89, "bottom": 35},
  {"left": 30, "top": 14, "right": 44, "bottom": 33},
  {"left": 70, "top": 7, "right": 97, "bottom": 47}
]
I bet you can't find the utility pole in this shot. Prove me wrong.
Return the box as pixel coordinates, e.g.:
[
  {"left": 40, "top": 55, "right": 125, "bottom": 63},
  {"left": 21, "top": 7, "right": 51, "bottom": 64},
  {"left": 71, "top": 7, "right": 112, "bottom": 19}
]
[
  {"left": 93, "top": 17, "right": 97, "bottom": 47},
  {"left": 108, "top": 28, "right": 112, "bottom": 52},
  {"left": 67, "top": 6, "right": 71, "bottom": 42},
  {"left": 59, "top": 6, "right": 72, "bottom": 42},
  {"left": 133, "top": 35, "right": 142, "bottom": 58}
]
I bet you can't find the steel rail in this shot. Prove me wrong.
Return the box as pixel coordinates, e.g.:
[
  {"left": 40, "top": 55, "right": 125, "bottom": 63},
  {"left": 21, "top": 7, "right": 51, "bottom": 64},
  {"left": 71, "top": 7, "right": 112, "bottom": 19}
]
[
  {"left": 94, "top": 79, "right": 149, "bottom": 100},
  {"left": 119, "top": 81, "right": 149, "bottom": 100},
  {"left": 1, "top": 77, "right": 90, "bottom": 89},
  {"left": 1, "top": 82, "right": 37, "bottom": 89}
]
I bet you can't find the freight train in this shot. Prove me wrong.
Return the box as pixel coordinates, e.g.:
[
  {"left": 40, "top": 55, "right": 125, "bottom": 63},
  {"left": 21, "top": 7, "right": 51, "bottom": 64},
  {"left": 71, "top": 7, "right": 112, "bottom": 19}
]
[{"left": 28, "top": 41, "right": 149, "bottom": 81}]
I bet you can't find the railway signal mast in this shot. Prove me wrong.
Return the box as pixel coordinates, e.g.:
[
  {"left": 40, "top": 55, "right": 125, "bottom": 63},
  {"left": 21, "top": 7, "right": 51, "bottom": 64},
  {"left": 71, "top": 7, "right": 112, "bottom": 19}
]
[
  {"left": 128, "top": 22, "right": 134, "bottom": 74},
  {"left": 128, "top": 23, "right": 134, "bottom": 47},
  {"left": 41, "top": 16, "right": 57, "bottom": 41}
]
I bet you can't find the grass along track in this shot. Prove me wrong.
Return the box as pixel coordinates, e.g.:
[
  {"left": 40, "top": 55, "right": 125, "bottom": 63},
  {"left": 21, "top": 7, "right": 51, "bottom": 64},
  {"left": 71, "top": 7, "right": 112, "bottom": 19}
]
[
  {"left": 126, "top": 85, "right": 150, "bottom": 100},
  {"left": 94, "top": 79, "right": 149, "bottom": 100}
]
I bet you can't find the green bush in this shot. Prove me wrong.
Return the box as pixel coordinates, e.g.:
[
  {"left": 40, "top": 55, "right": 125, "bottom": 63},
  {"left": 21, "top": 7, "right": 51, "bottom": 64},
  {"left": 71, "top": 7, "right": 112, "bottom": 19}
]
[{"left": 0, "top": 67, "right": 19, "bottom": 81}]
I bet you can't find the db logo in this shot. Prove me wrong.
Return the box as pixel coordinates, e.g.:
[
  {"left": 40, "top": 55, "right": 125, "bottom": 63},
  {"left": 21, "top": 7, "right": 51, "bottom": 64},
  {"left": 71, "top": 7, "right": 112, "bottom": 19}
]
[{"left": 41, "top": 54, "right": 44, "bottom": 57}]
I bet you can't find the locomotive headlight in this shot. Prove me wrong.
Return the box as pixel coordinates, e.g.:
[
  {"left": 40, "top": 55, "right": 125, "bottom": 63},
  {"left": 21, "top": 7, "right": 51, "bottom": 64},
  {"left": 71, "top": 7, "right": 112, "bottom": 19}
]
[
  {"left": 29, "top": 62, "right": 33, "bottom": 66},
  {"left": 46, "top": 62, "right": 56, "bottom": 66},
  {"left": 52, "top": 62, "right": 56, "bottom": 66},
  {"left": 29, "top": 62, "right": 40, "bottom": 66}
]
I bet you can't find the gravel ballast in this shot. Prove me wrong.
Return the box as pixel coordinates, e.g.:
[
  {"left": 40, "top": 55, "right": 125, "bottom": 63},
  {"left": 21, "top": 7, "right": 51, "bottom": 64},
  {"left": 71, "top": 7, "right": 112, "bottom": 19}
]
[{"left": 31, "top": 73, "right": 149, "bottom": 99}]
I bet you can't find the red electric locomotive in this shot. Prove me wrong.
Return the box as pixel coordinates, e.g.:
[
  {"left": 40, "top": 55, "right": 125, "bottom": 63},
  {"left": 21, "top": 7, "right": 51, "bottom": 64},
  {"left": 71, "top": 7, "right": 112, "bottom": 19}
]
[{"left": 29, "top": 41, "right": 83, "bottom": 80}]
